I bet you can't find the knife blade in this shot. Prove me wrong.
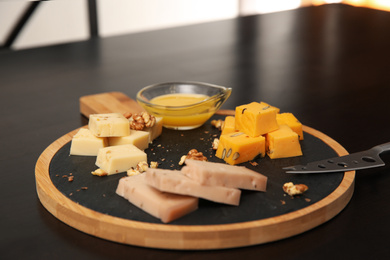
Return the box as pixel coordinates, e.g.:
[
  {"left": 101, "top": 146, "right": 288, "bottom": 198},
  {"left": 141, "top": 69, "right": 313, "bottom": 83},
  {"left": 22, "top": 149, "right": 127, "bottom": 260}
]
[{"left": 283, "top": 142, "right": 390, "bottom": 174}]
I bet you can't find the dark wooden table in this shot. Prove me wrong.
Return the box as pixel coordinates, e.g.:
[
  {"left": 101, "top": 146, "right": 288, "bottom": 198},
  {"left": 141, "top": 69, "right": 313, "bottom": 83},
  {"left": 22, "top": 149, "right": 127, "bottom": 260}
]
[{"left": 1, "top": 4, "right": 390, "bottom": 259}]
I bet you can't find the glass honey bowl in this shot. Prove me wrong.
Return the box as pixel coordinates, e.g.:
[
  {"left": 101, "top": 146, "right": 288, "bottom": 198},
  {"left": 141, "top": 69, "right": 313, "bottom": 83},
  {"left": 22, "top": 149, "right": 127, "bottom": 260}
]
[{"left": 136, "top": 81, "right": 232, "bottom": 130}]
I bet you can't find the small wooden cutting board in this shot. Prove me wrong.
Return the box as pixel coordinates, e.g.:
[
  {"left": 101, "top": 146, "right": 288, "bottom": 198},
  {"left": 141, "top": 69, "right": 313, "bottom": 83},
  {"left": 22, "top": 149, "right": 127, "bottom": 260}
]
[{"left": 80, "top": 92, "right": 145, "bottom": 117}]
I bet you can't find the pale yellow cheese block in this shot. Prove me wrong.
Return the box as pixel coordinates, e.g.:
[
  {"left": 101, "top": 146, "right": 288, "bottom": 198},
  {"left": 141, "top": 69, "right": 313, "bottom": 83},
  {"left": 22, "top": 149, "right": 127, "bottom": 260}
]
[
  {"left": 145, "top": 168, "right": 241, "bottom": 206},
  {"left": 116, "top": 174, "right": 199, "bottom": 223},
  {"left": 95, "top": 144, "right": 147, "bottom": 175},
  {"left": 89, "top": 113, "right": 130, "bottom": 137},
  {"left": 70, "top": 128, "right": 108, "bottom": 156},
  {"left": 144, "top": 117, "right": 163, "bottom": 143},
  {"left": 108, "top": 130, "right": 149, "bottom": 150}
]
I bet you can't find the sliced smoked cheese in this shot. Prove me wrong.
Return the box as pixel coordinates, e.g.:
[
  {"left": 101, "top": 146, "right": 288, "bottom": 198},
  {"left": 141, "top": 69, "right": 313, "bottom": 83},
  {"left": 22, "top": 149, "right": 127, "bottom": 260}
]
[
  {"left": 116, "top": 174, "right": 198, "bottom": 223},
  {"left": 145, "top": 168, "right": 241, "bottom": 206},
  {"left": 182, "top": 159, "right": 267, "bottom": 192}
]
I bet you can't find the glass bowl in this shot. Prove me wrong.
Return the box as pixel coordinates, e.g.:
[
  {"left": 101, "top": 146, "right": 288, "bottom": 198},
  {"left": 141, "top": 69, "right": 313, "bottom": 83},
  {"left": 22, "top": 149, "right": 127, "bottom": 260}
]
[{"left": 136, "top": 81, "right": 232, "bottom": 130}]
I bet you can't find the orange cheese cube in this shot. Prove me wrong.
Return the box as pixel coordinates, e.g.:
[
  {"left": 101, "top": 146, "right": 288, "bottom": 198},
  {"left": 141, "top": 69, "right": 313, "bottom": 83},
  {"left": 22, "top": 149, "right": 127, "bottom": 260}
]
[
  {"left": 216, "top": 132, "right": 265, "bottom": 165},
  {"left": 221, "top": 116, "right": 236, "bottom": 135},
  {"left": 235, "top": 102, "right": 279, "bottom": 137},
  {"left": 276, "top": 113, "right": 304, "bottom": 140},
  {"left": 266, "top": 124, "right": 302, "bottom": 159},
  {"left": 260, "top": 102, "right": 280, "bottom": 113}
]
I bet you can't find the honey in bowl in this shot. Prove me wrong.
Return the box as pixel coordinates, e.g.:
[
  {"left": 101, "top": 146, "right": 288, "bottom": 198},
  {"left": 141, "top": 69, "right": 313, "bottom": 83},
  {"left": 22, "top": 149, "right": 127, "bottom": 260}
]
[
  {"left": 148, "top": 93, "right": 215, "bottom": 129},
  {"left": 136, "top": 81, "right": 232, "bottom": 130}
]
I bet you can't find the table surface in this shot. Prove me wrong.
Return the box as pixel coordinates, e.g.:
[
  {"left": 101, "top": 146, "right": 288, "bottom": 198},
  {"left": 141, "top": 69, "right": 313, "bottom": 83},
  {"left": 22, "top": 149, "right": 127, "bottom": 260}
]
[{"left": 2, "top": 3, "right": 390, "bottom": 259}]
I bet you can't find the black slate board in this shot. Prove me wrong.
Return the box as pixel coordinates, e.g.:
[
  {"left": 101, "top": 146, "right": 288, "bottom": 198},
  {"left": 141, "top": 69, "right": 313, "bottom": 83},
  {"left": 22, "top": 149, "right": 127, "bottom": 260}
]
[{"left": 49, "top": 118, "right": 343, "bottom": 225}]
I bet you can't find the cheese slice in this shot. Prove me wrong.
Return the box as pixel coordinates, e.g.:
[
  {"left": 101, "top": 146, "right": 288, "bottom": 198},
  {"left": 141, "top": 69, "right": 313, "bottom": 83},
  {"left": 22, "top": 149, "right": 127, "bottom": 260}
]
[
  {"left": 182, "top": 159, "right": 267, "bottom": 192},
  {"left": 235, "top": 102, "right": 279, "bottom": 137},
  {"left": 70, "top": 128, "right": 108, "bottom": 156},
  {"left": 215, "top": 132, "right": 265, "bottom": 165},
  {"left": 89, "top": 113, "right": 130, "bottom": 137},
  {"left": 276, "top": 113, "right": 304, "bottom": 140},
  {"left": 95, "top": 144, "right": 147, "bottom": 175},
  {"left": 108, "top": 130, "right": 149, "bottom": 150},
  {"left": 145, "top": 168, "right": 241, "bottom": 206},
  {"left": 266, "top": 124, "right": 303, "bottom": 159},
  {"left": 116, "top": 174, "right": 198, "bottom": 223}
]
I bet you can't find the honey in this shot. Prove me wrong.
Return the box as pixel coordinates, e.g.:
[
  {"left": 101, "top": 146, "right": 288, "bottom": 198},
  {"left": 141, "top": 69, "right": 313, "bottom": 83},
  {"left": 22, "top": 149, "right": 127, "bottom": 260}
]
[{"left": 147, "top": 93, "right": 214, "bottom": 129}]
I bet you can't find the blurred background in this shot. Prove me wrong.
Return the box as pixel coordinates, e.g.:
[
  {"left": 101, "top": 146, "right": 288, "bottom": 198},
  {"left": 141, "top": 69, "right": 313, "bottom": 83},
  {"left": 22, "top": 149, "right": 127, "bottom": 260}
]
[{"left": 1, "top": 0, "right": 389, "bottom": 50}]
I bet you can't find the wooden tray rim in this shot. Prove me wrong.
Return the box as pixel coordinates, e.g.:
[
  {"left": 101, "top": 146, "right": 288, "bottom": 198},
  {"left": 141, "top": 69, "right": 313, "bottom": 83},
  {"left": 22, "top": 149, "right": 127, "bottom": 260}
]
[{"left": 35, "top": 124, "right": 355, "bottom": 250}]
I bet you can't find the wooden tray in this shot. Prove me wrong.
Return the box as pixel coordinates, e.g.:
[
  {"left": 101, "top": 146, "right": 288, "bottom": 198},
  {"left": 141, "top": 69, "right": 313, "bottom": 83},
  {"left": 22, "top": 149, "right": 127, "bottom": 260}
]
[{"left": 35, "top": 92, "right": 355, "bottom": 250}]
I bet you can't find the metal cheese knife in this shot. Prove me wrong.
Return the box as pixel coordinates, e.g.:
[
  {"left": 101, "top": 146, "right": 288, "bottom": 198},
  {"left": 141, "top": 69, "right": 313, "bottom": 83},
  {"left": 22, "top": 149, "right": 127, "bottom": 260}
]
[{"left": 283, "top": 142, "right": 390, "bottom": 174}]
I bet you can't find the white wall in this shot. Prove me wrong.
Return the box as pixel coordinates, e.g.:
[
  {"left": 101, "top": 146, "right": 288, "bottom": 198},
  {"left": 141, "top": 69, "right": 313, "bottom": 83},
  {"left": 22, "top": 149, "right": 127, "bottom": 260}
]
[
  {"left": 0, "top": 0, "right": 238, "bottom": 50},
  {"left": 0, "top": 0, "right": 304, "bottom": 50}
]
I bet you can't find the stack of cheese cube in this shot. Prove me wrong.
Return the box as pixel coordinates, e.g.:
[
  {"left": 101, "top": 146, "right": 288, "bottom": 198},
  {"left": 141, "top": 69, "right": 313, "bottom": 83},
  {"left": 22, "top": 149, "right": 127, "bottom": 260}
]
[
  {"left": 69, "top": 113, "right": 162, "bottom": 175},
  {"left": 216, "top": 102, "right": 303, "bottom": 165}
]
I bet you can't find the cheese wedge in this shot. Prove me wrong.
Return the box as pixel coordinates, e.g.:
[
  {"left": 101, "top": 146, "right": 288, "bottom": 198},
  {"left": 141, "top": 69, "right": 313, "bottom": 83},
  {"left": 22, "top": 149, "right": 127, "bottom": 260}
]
[
  {"left": 182, "top": 159, "right": 267, "bottom": 192},
  {"left": 215, "top": 132, "right": 265, "bottom": 165},
  {"left": 89, "top": 113, "right": 130, "bottom": 137},
  {"left": 145, "top": 168, "right": 241, "bottom": 206},
  {"left": 95, "top": 144, "right": 147, "bottom": 175},
  {"left": 276, "top": 113, "right": 304, "bottom": 140},
  {"left": 108, "top": 130, "right": 149, "bottom": 150},
  {"left": 70, "top": 128, "right": 108, "bottom": 156},
  {"left": 116, "top": 174, "right": 198, "bottom": 223},
  {"left": 235, "top": 102, "right": 279, "bottom": 137},
  {"left": 266, "top": 124, "right": 303, "bottom": 159},
  {"left": 221, "top": 116, "right": 236, "bottom": 135}
]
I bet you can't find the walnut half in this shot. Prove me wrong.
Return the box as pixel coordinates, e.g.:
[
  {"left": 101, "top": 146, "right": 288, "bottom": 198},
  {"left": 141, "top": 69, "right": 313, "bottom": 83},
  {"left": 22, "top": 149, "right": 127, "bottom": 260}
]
[
  {"left": 129, "top": 112, "right": 156, "bottom": 130},
  {"left": 179, "top": 149, "right": 208, "bottom": 165},
  {"left": 283, "top": 182, "right": 308, "bottom": 196}
]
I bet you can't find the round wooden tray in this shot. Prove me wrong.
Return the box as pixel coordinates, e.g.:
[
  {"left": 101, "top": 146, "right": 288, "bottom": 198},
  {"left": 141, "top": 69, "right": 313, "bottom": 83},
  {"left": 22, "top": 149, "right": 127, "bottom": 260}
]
[{"left": 35, "top": 124, "right": 355, "bottom": 250}]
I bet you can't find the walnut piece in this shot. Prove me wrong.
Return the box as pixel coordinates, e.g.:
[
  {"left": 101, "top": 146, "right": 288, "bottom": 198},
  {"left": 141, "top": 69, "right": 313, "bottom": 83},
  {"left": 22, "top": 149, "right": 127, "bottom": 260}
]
[
  {"left": 178, "top": 155, "right": 187, "bottom": 165},
  {"left": 211, "top": 119, "right": 224, "bottom": 130},
  {"left": 150, "top": 161, "right": 159, "bottom": 168},
  {"left": 91, "top": 168, "right": 108, "bottom": 177},
  {"left": 187, "top": 149, "right": 208, "bottom": 161},
  {"left": 179, "top": 149, "right": 208, "bottom": 165},
  {"left": 129, "top": 112, "right": 156, "bottom": 130},
  {"left": 123, "top": 112, "right": 132, "bottom": 119},
  {"left": 212, "top": 138, "right": 219, "bottom": 150},
  {"left": 283, "top": 182, "right": 308, "bottom": 196},
  {"left": 126, "top": 161, "right": 158, "bottom": 176}
]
